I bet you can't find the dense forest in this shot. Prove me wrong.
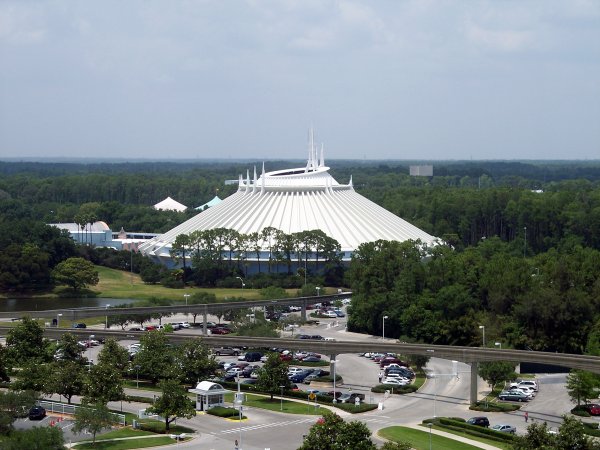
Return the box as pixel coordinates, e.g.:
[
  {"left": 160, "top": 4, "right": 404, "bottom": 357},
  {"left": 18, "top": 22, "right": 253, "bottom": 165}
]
[{"left": 0, "top": 159, "right": 599, "bottom": 354}]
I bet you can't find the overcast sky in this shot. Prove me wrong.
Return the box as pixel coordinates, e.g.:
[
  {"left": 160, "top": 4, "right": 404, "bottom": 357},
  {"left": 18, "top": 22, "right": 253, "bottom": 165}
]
[{"left": 1, "top": 1, "right": 599, "bottom": 161}]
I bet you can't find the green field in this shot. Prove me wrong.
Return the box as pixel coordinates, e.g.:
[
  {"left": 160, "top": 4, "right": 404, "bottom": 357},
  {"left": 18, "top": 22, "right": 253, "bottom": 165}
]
[{"left": 92, "top": 266, "right": 264, "bottom": 301}]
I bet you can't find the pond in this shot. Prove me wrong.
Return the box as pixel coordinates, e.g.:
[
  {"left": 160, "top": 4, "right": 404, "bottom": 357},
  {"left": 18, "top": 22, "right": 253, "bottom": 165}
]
[{"left": 0, "top": 297, "right": 139, "bottom": 312}]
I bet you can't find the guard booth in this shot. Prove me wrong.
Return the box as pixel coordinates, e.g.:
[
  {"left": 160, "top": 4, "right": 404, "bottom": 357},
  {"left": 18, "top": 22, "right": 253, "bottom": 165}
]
[{"left": 188, "top": 381, "right": 229, "bottom": 411}]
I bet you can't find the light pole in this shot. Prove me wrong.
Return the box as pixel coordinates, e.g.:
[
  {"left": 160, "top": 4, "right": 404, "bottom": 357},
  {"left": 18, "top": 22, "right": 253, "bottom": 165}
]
[
  {"left": 234, "top": 374, "right": 243, "bottom": 450},
  {"left": 135, "top": 365, "right": 140, "bottom": 389},
  {"left": 427, "top": 349, "right": 437, "bottom": 418},
  {"left": 236, "top": 276, "right": 245, "bottom": 289},
  {"left": 479, "top": 325, "right": 486, "bottom": 347},
  {"left": 280, "top": 385, "right": 285, "bottom": 411},
  {"left": 88, "top": 334, "right": 95, "bottom": 366},
  {"left": 331, "top": 359, "right": 337, "bottom": 403},
  {"left": 382, "top": 315, "right": 388, "bottom": 341},
  {"left": 428, "top": 422, "right": 433, "bottom": 450},
  {"left": 56, "top": 313, "right": 63, "bottom": 328},
  {"left": 184, "top": 294, "right": 190, "bottom": 306},
  {"left": 315, "top": 286, "right": 320, "bottom": 296},
  {"left": 105, "top": 304, "right": 110, "bottom": 329},
  {"left": 495, "top": 342, "right": 502, "bottom": 350}
]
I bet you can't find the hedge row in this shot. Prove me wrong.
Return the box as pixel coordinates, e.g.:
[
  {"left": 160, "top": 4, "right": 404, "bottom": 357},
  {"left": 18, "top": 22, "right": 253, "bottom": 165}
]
[
  {"left": 207, "top": 406, "right": 247, "bottom": 419},
  {"left": 571, "top": 405, "right": 591, "bottom": 417},
  {"left": 433, "top": 418, "right": 515, "bottom": 443},
  {"left": 124, "top": 394, "right": 155, "bottom": 404},
  {"left": 371, "top": 384, "right": 418, "bottom": 394},
  {"left": 137, "top": 421, "right": 195, "bottom": 434},
  {"left": 470, "top": 401, "right": 520, "bottom": 412}
]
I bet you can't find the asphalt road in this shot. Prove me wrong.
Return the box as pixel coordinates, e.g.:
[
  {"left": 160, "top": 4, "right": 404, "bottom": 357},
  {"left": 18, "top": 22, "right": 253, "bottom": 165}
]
[{"left": 14, "top": 308, "right": 581, "bottom": 450}]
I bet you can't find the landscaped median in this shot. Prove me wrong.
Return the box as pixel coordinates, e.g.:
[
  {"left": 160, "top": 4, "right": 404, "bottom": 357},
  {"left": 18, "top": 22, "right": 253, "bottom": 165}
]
[
  {"left": 71, "top": 428, "right": 192, "bottom": 449},
  {"left": 378, "top": 426, "right": 484, "bottom": 450},
  {"left": 421, "top": 417, "right": 516, "bottom": 448}
]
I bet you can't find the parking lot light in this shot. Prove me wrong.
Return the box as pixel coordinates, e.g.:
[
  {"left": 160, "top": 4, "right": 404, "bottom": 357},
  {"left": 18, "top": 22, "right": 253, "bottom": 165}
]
[
  {"left": 382, "top": 315, "right": 389, "bottom": 341},
  {"left": 56, "top": 313, "right": 63, "bottom": 328},
  {"left": 479, "top": 325, "right": 486, "bottom": 347}
]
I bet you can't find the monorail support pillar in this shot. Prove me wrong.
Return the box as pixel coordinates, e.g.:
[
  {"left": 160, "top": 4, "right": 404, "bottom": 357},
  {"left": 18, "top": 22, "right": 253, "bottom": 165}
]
[
  {"left": 470, "top": 362, "right": 478, "bottom": 405},
  {"left": 203, "top": 304, "right": 208, "bottom": 336}
]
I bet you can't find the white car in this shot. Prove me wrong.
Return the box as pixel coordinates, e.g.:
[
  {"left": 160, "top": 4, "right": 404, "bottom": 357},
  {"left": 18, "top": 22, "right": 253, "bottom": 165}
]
[
  {"left": 287, "top": 367, "right": 303, "bottom": 376},
  {"left": 384, "top": 373, "right": 410, "bottom": 382},
  {"left": 383, "top": 378, "right": 409, "bottom": 386},
  {"left": 518, "top": 380, "right": 538, "bottom": 391}
]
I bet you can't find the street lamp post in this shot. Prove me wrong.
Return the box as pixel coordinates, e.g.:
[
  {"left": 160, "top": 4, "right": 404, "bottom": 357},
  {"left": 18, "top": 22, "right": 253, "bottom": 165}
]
[
  {"left": 479, "top": 325, "right": 486, "bottom": 347},
  {"left": 428, "top": 423, "right": 433, "bottom": 450},
  {"left": 184, "top": 294, "right": 190, "bottom": 306},
  {"left": 56, "top": 313, "right": 63, "bottom": 328},
  {"left": 236, "top": 277, "right": 245, "bottom": 289},
  {"left": 427, "top": 349, "right": 437, "bottom": 418},
  {"left": 332, "top": 359, "right": 338, "bottom": 403},
  {"left": 495, "top": 342, "right": 502, "bottom": 350},
  {"left": 280, "top": 385, "right": 285, "bottom": 411},
  {"left": 315, "top": 286, "right": 320, "bottom": 296},
  {"left": 88, "top": 334, "right": 95, "bottom": 366},
  {"left": 234, "top": 374, "right": 243, "bottom": 450},
  {"left": 105, "top": 304, "right": 110, "bottom": 329},
  {"left": 382, "top": 315, "right": 389, "bottom": 341}
]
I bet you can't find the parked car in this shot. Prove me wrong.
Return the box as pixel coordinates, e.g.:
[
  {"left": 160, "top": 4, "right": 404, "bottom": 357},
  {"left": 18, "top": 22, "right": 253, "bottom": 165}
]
[
  {"left": 287, "top": 367, "right": 304, "bottom": 376},
  {"left": 128, "top": 327, "right": 142, "bottom": 331},
  {"left": 585, "top": 404, "right": 600, "bottom": 415},
  {"left": 338, "top": 393, "right": 365, "bottom": 403},
  {"left": 71, "top": 323, "right": 87, "bottom": 329},
  {"left": 28, "top": 406, "right": 46, "bottom": 420},
  {"left": 290, "top": 371, "right": 313, "bottom": 383},
  {"left": 491, "top": 424, "right": 517, "bottom": 434},
  {"left": 467, "top": 417, "right": 490, "bottom": 427},
  {"left": 518, "top": 380, "right": 539, "bottom": 391},
  {"left": 211, "top": 327, "right": 231, "bottom": 335},
  {"left": 498, "top": 391, "right": 530, "bottom": 402},
  {"left": 507, "top": 387, "right": 534, "bottom": 399},
  {"left": 213, "top": 347, "right": 241, "bottom": 356},
  {"left": 302, "top": 356, "right": 321, "bottom": 363},
  {"left": 244, "top": 352, "right": 263, "bottom": 362},
  {"left": 383, "top": 378, "right": 409, "bottom": 386},
  {"left": 280, "top": 353, "right": 292, "bottom": 361}
]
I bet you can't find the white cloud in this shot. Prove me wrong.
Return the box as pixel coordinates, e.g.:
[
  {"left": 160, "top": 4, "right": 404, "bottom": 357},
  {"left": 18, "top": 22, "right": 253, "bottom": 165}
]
[
  {"left": 466, "top": 24, "right": 532, "bottom": 52},
  {"left": 0, "top": 3, "right": 46, "bottom": 45}
]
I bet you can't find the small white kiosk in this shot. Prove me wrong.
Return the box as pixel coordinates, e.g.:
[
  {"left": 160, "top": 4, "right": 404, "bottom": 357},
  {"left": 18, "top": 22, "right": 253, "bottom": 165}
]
[{"left": 188, "top": 381, "right": 229, "bottom": 411}]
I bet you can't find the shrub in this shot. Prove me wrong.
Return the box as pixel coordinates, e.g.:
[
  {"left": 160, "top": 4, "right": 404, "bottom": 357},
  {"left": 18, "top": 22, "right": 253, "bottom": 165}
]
[
  {"left": 425, "top": 418, "right": 515, "bottom": 443},
  {"left": 470, "top": 401, "right": 520, "bottom": 412},
  {"left": 138, "top": 420, "right": 194, "bottom": 434},
  {"left": 371, "top": 384, "right": 418, "bottom": 394},
  {"left": 206, "top": 406, "right": 246, "bottom": 419},
  {"left": 571, "top": 405, "right": 591, "bottom": 417}
]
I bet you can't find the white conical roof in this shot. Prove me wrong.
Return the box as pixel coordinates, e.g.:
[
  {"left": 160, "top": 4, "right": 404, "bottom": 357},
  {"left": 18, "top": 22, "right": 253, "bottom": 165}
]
[
  {"left": 139, "top": 138, "right": 437, "bottom": 261},
  {"left": 153, "top": 197, "right": 187, "bottom": 212}
]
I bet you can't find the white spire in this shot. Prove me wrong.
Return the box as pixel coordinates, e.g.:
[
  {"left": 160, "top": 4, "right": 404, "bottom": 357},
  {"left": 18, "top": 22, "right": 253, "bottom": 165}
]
[
  {"left": 238, "top": 174, "right": 243, "bottom": 190},
  {"left": 245, "top": 169, "right": 250, "bottom": 193},
  {"left": 252, "top": 166, "right": 257, "bottom": 193},
  {"left": 261, "top": 162, "right": 265, "bottom": 193},
  {"left": 319, "top": 143, "right": 324, "bottom": 167},
  {"left": 349, "top": 175, "right": 353, "bottom": 187}
]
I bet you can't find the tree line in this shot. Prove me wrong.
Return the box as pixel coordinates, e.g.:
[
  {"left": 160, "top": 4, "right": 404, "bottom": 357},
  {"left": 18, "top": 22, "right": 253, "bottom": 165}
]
[{"left": 347, "top": 238, "right": 600, "bottom": 355}]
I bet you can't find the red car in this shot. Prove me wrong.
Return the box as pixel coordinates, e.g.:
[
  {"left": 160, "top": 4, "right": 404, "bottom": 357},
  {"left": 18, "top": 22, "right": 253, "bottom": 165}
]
[
  {"left": 280, "top": 353, "right": 292, "bottom": 361},
  {"left": 586, "top": 404, "right": 600, "bottom": 415},
  {"left": 211, "top": 327, "right": 231, "bottom": 335}
]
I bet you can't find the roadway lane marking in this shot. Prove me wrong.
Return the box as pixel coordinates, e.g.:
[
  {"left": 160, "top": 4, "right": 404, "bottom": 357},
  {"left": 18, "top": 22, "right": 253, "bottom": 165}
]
[{"left": 219, "top": 418, "right": 315, "bottom": 434}]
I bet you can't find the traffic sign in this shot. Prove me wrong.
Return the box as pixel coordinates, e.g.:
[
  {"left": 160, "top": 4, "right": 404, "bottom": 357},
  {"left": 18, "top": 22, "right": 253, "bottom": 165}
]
[{"left": 308, "top": 393, "right": 316, "bottom": 401}]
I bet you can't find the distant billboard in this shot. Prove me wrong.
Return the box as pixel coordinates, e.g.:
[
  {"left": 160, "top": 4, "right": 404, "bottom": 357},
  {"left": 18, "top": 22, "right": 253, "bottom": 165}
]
[{"left": 409, "top": 165, "right": 433, "bottom": 176}]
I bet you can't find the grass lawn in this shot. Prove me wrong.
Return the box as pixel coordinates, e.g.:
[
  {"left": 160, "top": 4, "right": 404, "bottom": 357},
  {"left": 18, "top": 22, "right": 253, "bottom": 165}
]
[
  {"left": 92, "top": 266, "right": 263, "bottom": 301},
  {"left": 224, "top": 392, "right": 322, "bottom": 415},
  {"left": 73, "top": 436, "right": 175, "bottom": 449},
  {"left": 378, "top": 426, "right": 485, "bottom": 450},
  {"left": 84, "top": 429, "right": 156, "bottom": 441},
  {"left": 423, "top": 425, "right": 513, "bottom": 450}
]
